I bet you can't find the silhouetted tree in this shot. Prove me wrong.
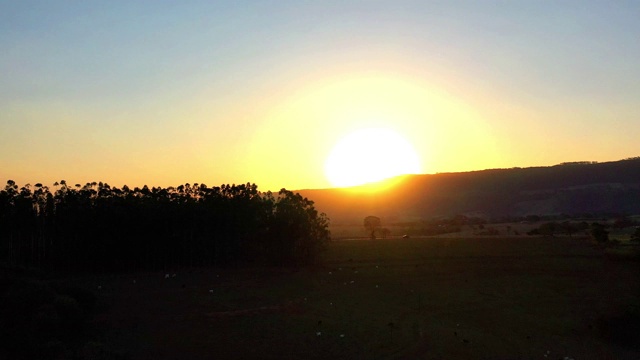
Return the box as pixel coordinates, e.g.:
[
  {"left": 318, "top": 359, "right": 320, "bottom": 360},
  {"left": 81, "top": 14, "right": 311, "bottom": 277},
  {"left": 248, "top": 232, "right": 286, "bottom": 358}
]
[
  {"left": 364, "top": 216, "right": 381, "bottom": 239},
  {"left": 263, "top": 189, "right": 330, "bottom": 265}
]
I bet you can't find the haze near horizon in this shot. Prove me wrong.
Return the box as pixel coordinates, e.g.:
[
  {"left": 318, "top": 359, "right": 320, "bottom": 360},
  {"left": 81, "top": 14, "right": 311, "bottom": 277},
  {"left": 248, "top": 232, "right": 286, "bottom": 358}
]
[{"left": 2, "top": 1, "right": 639, "bottom": 191}]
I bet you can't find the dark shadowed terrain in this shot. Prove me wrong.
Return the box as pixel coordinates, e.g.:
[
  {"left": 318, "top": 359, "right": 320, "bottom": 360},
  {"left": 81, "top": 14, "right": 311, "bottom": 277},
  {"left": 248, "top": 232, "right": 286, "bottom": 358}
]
[{"left": 6, "top": 236, "right": 635, "bottom": 360}]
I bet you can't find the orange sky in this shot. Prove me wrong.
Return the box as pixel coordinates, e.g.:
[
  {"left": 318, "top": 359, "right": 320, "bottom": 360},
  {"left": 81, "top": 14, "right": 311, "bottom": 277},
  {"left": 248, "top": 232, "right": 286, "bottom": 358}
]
[{"left": 2, "top": 2, "right": 639, "bottom": 191}]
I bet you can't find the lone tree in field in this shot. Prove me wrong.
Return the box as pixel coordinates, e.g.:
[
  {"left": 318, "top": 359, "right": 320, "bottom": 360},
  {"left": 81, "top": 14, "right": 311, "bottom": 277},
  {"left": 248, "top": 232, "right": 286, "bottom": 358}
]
[{"left": 364, "top": 216, "right": 381, "bottom": 239}]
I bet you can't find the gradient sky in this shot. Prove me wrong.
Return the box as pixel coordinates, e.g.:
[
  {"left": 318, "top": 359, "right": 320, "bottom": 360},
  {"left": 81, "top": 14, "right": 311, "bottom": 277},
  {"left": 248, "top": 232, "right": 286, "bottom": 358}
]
[{"left": 2, "top": 1, "right": 639, "bottom": 191}]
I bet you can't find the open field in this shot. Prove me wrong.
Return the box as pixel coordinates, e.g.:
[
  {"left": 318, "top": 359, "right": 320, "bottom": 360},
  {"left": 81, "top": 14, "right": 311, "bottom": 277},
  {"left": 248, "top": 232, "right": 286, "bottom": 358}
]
[
  {"left": 6, "top": 236, "right": 640, "bottom": 359},
  {"left": 328, "top": 222, "right": 543, "bottom": 239}
]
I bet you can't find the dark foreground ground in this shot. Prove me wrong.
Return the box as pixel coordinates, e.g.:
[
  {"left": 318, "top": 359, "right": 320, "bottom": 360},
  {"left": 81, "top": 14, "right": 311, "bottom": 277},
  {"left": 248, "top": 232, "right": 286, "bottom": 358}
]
[{"left": 3, "top": 237, "right": 640, "bottom": 359}]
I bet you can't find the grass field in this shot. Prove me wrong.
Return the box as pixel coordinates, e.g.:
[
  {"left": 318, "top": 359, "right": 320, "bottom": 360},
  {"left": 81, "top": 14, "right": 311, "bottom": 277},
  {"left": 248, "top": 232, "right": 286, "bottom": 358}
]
[
  {"left": 46, "top": 236, "right": 637, "bottom": 360},
  {"left": 328, "top": 222, "right": 544, "bottom": 240}
]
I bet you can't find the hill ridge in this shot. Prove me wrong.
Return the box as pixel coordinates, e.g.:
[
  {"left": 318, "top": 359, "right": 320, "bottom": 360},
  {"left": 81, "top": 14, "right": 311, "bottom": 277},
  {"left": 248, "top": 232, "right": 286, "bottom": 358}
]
[{"left": 297, "top": 158, "right": 640, "bottom": 224}]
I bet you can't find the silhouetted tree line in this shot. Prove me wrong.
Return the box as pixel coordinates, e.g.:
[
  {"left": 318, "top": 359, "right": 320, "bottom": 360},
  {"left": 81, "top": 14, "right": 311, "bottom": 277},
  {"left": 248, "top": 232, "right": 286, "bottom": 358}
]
[{"left": 0, "top": 180, "right": 330, "bottom": 272}]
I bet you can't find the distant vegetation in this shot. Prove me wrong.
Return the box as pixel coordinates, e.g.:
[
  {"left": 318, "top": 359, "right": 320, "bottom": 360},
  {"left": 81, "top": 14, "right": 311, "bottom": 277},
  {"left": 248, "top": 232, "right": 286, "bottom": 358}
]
[{"left": 0, "top": 180, "right": 330, "bottom": 272}]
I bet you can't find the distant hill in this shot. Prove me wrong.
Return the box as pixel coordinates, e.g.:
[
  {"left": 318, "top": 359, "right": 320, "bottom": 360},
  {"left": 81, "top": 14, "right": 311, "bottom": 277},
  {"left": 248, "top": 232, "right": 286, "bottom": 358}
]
[{"left": 297, "top": 158, "right": 640, "bottom": 225}]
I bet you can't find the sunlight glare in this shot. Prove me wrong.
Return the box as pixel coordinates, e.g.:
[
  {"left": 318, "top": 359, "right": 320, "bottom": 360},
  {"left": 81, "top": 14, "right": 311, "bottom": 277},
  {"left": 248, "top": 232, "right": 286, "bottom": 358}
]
[{"left": 325, "top": 127, "right": 421, "bottom": 188}]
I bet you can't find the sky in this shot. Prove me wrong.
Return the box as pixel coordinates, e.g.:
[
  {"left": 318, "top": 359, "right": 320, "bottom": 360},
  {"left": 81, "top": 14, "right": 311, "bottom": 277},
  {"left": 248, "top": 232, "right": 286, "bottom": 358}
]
[{"left": 1, "top": 1, "right": 639, "bottom": 191}]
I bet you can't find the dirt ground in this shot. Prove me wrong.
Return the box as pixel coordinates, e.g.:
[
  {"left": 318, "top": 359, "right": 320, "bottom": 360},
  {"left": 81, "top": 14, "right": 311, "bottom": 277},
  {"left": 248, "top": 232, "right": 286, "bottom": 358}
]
[{"left": 66, "top": 236, "right": 639, "bottom": 360}]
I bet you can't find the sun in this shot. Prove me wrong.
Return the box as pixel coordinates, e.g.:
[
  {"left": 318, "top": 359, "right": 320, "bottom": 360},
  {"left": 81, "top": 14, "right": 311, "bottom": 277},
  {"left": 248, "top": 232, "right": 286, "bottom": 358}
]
[{"left": 324, "top": 127, "right": 421, "bottom": 188}]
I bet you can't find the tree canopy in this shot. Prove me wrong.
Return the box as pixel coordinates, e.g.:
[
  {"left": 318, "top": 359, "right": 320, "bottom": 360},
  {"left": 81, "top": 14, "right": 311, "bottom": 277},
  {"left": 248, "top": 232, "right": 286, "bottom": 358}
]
[{"left": 0, "top": 181, "right": 330, "bottom": 272}]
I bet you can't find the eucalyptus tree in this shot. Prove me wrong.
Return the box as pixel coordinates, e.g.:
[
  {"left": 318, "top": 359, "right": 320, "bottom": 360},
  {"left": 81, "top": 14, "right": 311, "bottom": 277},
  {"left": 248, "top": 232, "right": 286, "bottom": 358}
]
[
  {"left": 0, "top": 181, "right": 19, "bottom": 265},
  {"left": 264, "top": 189, "right": 330, "bottom": 265},
  {"left": 0, "top": 180, "right": 331, "bottom": 272}
]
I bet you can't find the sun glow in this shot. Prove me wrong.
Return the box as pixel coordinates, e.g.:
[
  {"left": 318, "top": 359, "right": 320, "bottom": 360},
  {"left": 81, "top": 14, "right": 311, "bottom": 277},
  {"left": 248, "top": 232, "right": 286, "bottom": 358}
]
[
  {"left": 243, "top": 71, "right": 499, "bottom": 190},
  {"left": 325, "top": 127, "right": 421, "bottom": 188}
]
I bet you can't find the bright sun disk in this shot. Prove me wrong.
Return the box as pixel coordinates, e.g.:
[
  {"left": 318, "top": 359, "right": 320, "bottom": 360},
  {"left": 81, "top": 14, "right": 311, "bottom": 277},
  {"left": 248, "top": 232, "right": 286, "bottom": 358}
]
[{"left": 325, "top": 127, "right": 421, "bottom": 188}]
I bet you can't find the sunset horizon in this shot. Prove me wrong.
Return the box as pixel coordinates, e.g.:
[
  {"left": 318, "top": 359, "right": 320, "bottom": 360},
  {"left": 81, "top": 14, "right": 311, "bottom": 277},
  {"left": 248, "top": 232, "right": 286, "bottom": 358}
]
[
  {"left": 3, "top": 1, "right": 640, "bottom": 191},
  {"left": 4, "top": 155, "right": 637, "bottom": 195},
  {"left": 3, "top": 3, "right": 640, "bottom": 357}
]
